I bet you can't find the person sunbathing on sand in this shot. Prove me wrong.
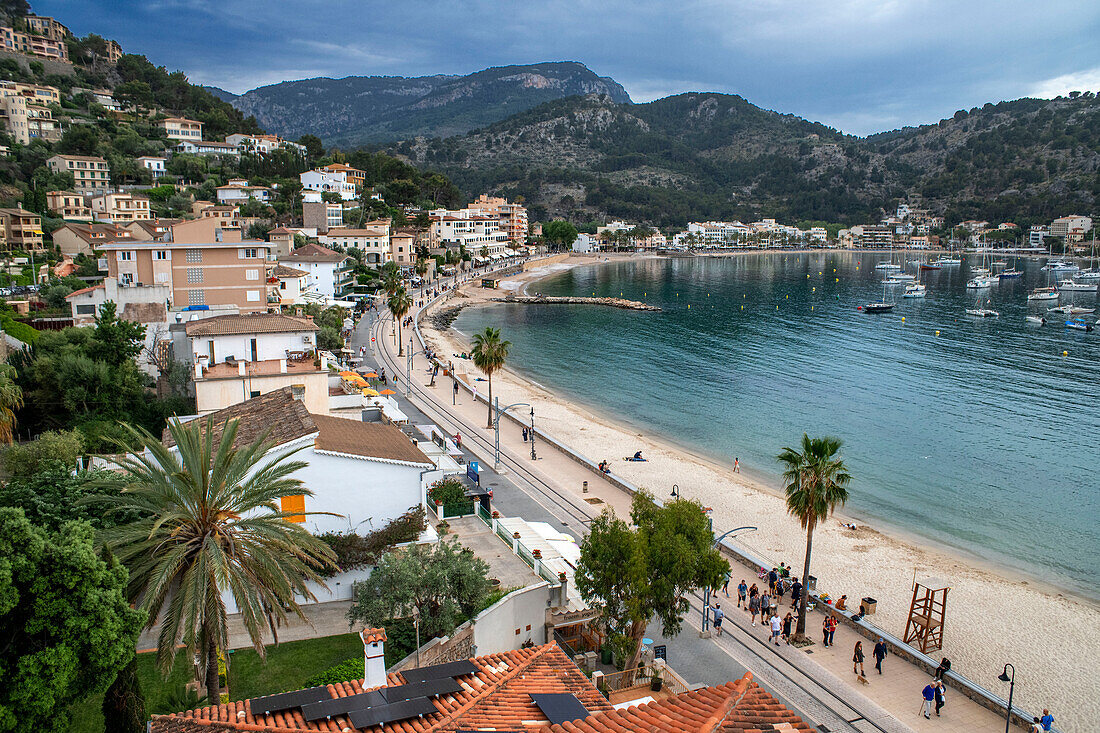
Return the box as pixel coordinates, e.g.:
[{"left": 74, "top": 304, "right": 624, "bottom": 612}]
[{"left": 840, "top": 521, "right": 858, "bottom": 530}]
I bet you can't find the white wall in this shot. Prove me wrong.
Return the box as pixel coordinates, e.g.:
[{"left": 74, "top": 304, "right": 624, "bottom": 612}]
[
  {"left": 189, "top": 330, "right": 315, "bottom": 363},
  {"left": 472, "top": 582, "right": 551, "bottom": 654},
  {"left": 279, "top": 259, "right": 338, "bottom": 299}
]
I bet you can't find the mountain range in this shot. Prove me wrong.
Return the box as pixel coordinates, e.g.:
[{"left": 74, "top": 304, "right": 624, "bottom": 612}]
[{"left": 209, "top": 62, "right": 630, "bottom": 147}]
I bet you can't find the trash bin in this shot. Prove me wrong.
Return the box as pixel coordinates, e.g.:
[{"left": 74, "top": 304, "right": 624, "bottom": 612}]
[
  {"left": 861, "top": 597, "right": 877, "bottom": 615},
  {"left": 807, "top": 575, "right": 817, "bottom": 591}
]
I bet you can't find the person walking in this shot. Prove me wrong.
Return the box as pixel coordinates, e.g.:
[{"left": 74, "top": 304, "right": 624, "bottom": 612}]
[
  {"left": 722, "top": 571, "right": 731, "bottom": 597},
  {"left": 733, "top": 457, "right": 739, "bottom": 472},
  {"left": 920, "top": 682, "right": 935, "bottom": 719},
  {"left": 826, "top": 616, "right": 837, "bottom": 647},
  {"left": 522, "top": 427, "right": 529, "bottom": 442},
  {"left": 737, "top": 580, "right": 748, "bottom": 609},
  {"left": 853, "top": 641, "right": 866, "bottom": 677},
  {"left": 782, "top": 612, "right": 793, "bottom": 644},
  {"left": 1030, "top": 718, "right": 1044, "bottom": 732},
  {"left": 1040, "top": 709, "right": 1054, "bottom": 731},
  {"left": 749, "top": 590, "right": 761, "bottom": 626},
  {"left": 769, "top": 613, "right": 782, "bottom": 645},
  {"left": 759, "top": 592, "right": 771, "bottom": 624},
  {"left": 790, "top": 579, "right": 802, "bottom": 609},
  {"left": 711, "top": 603, "right": 724, "bottom": 637},
  {"left": 934, "top": 680, "right": 946, "bottom": 717},
  {"left": 873, "top": 638, "right": 888, "bottom": 674}
]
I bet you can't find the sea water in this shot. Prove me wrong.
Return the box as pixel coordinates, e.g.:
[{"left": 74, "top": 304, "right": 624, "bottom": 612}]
[{"left": 453, "top": 252, "right": 1100, "bottom": 595}]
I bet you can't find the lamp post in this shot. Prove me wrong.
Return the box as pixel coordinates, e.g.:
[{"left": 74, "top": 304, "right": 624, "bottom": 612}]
[
  {"left": 997, "top": 663, "right": 1015, "bottom": 733},
  {"left": 406, "top": 336, "right": 412, "bottom": 397},
  {"left": 451, "top": 362, "right": 457, "bottom": 405},
  {"left": 701, "top": 526, "right": 757, "bottom": 633},
  {"left": 492, "top": 397, "right": 531, "bottom": 471},
  {"left": 529, "top": 407, "right": 537, "bottom": 460}
]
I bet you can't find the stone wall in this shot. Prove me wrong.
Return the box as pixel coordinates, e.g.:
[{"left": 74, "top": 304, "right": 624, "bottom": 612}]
[{"left": 0, "top": 49, "right": 75, "bottom": 76}]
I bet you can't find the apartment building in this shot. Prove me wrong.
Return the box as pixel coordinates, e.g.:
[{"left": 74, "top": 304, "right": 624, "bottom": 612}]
[
  {"left": 321, "top": 162, "right": 365, "bottom": 187},
  {"left": 272, "top": 264, "right": 309, "bottom": 307},
  {"left": 99, "top": 236, "right": 271, "bottom": 313},
  {"left": 0, "top": 207, "right": 43, "bottom": 251},
  {"left": 23, "top": 15, "right": 69, "bottom": 42},
  {"left": 216, "top": 180, "right": 272, "bottom": 204},
  {"left": 300, "top": 168, "right": 356, "bottom": 200},
  {"left": 71, "top": 86, "right": 121, "bottom": 112},
  {"left": 390, "top": 228, "right": 417, "bottom": 266},
  {"left": 849, "top": 224, "right": 893, "bottom": 248},
  {"left": 467, "top": 194, "right": 529, "bottom": 245},
  {"left": 178, "top": 314, "right": 329, "bottom": 414},
  {"left": 0, "top": 24, "right": 67, "bottom": 61},
  {"left": 430, "top": 208, "right": 511, "bottom": 256},
  {"left": 1029, "top": 225, "right": 1050, "bottom": 248},
  {"left": 302, "top": 196, "right": 343, "bottom": 233},
  {"left": 104, "top": 39, "right": 122, "bottom": 64},
  {"left": 0, "top": 86, "right": 58, "bottom": 144},
  {"left": 318, "top": 220, "right": 391, "bottom": 264},
  {"left": 225, "top": 133, "right": 306, "bottom": 155},
  {"left": 137, "top": 156, "right": 166, "bottom": 178},
  {"left": 0, "top": 80, "right": 60, "bottom": 105},
  {"left": 125, "top": 218, "right": 179, "bottom": 242},
  {"left": 91, "top": 192, "right": 151, "bottom": 223},
  {"left": 47, "top": 154, "right": 110, "bottom": 194},
  {"left": 1050, "top": 215, "right": 1092, "bottom": 244},
  {"left": 160, "top": 117, "right": 202, "bottom": 140},
  {"left": 66, "top": 277, "right": 169, "bottom": 327},
  {"left": 173, "top": 139, "right": 240, "bottom": 157},
  {"left": 53, "top": 221, "right": 135, "bottom": 256},
  {"left": 198, "top": 205, "right": 240, "bottom": 228},
  {"left": 46, "top": 190, "right": 92, "bottom": 221},
  {"left": 279, "top": 242, "right": 353, "bottom": 300},
  {"left": 266, "top": 227, "right": 295, "bottom": 259}
]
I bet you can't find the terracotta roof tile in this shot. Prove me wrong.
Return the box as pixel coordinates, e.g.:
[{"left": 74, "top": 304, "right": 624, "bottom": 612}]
[
  {"left": 360, "top": 627, "right": 386, "bottom": 644},
  {"left": 310, "top": 415, "right": 433, "bottom": 466},
  {"left": 184, "top": 314, "right": 317, "bottom": 337},
  {"left": 283, "top": 242, "right": 350, "bottom": 263},
  {"left": 161, "top": 387, "right": 316, "bottom": 450}
]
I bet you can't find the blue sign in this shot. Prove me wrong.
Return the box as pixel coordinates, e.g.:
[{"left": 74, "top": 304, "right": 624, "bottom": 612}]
[{"left": 466, "top": 460, "right": 480, "bottom": 485}]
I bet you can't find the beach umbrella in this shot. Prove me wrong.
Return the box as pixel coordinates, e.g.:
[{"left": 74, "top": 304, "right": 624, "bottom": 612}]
[
  {"left": 361, "top": 371, "right": 379, "bottom": 378},
  {"left": 379, "top": 388, "right": 397, "bottom": 395},
  {"left": 362, "top": 388, "right": 380, "bottom": 396},
  {"left": 338, "top": 370, "right": 357, "bottom": 377}
]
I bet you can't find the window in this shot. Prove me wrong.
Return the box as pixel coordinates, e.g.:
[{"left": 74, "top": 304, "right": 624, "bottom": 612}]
[
  {"left": 186, "top": 267, "right": 203, "bottom": 284},
  {"left": 240, "top": 247, "right": 258, "bottom": 259},
  {"left": 75, "top": 304, "right": 96, "bottom": 315},
  {"left": 119, "top": 273, "right": 133, "bottom": 285},
  {"left": 279, "top": 281, "right": 286, "bottom": 290},
  {"left": 154, "top": 249, "right": 168, "bottom": 260},
  {"left": 246, "top": 290, "right": 260, "bottom": 302},
  {"left": 155, "top": 272, "right": 169, "bottom": 283},
  {"left": 186, "top": 249, "right": 202, "bottom": 263},
  {"left": 188, "top": 289, "right": 205, "bottom": 306},
  {"left": 245, "top": 269, "right": 259, "bottom": 280},
  {"left": 280, "top": 494, "right": 305, "bottom": 523},
  {"left": 116, "top": 251, "right": 133, "bottom": 261},
  {"left": 290, "top": 384, "right": 305, "bottom": 401}
]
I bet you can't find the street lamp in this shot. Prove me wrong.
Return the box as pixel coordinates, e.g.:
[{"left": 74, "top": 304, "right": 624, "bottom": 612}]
[
  {"left": 670, "top": 484, "right": 679, "bottom": 498},
  {"left": 492, "top": 397, "right": 531, "bottom": 470},
  {"left": 406, "top": 336, "right": 413, "bottom": 397},
  {"left": 701, "top": 526, "right": 757, "bottom": 633},
  {"left": 529, "top": 407, "right": 536, "bottom": 460},
  {"left": 997, "top": 663, "right": 1015, "bottom": 733}
]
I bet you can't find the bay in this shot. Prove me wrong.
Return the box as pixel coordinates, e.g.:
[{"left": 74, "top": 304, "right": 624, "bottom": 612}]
[{"left": 453, "top": 252, "right": 1100, "bottom": 595}]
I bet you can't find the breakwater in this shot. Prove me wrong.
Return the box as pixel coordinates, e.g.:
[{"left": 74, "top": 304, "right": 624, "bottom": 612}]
[{"left": 490, "top": 295, "right": 661, "bottom": 311}]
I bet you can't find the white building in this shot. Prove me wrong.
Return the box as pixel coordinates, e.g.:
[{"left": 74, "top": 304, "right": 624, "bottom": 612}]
[
  {"left": 173, "top": 140, "right": 241, "bottom": 157},
  {"left": 216, "top": 180, "right": 272, "bottom": 204},
  {"left": 136, "top": 156, "right": 166, "bottom": 179},
  {"left": 1029, "top": 225, "right": 1050, "bottom": 248},
  {"left": 300, "top": 168, "right": 356, "bottom": 201},
  {"left": 279, "top": 242, "right": 355, "bottom": 300},
  {"left": 272, "top": 264, "right": 310, "bottom": 307},
  {"left": 318, "top": 221, "right": 391, "bottom": 265},
  {"left": 430, "top": 209, "right": 510, "bottom": 257},
  {"left": 225, "top": 133, "right": 306, "bottom": 156},
  {"left": 571, "top": 233, "right": 599, "bottom": 253},
  {"left": 1050, "top": 215, "right": 1092, "bottom": 244}
]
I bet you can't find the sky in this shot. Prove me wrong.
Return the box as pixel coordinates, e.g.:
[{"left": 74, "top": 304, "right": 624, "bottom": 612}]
[{"left": 36, "top": 0, "right": 1100, "bottom": 136}]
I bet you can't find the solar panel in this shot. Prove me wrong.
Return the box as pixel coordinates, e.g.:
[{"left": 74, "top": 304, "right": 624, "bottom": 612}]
[
  {"left": 348, "top": 696, "right": 438, "bottom": 728},
  {"left": 399, "top": 659, "right": 478, "bottom": 683},
  {"left": 248, "top": 686, "right": 331, "bottom": 716},
  {"left": 383, "top": 677, "right": 463, "bottom": 703},
  {"left": 300, "top": 690, "right": 386, "bottom": 721},
  {"left": 530, "top": 693, "right": 590, "bottom": 725}
]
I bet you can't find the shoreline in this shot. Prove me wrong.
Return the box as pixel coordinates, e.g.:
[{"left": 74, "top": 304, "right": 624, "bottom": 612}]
[{"left": 422, "top": 253, "right": 1100, "bottom": 729}]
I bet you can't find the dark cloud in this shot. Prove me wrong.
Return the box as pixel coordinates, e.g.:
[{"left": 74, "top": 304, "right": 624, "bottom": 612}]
[{"left": 35, "top": 0, "right": 1100, "bottom": 135}]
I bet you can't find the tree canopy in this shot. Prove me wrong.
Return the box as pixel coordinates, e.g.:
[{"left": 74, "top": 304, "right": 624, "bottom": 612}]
[
  {"left": 576, "top": 491, "right": 727, "bottom": 669},
  {"left": 541, "top": 220, "right": 579, "bottom": 249},
  {"left": 0, "top": 509, "right": 144, "bottom": 733}
]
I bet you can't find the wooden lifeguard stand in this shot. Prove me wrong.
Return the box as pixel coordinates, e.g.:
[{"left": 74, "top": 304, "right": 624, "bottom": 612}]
[{"left": 903, "top": 576, "right": 950, "bottom": 653}]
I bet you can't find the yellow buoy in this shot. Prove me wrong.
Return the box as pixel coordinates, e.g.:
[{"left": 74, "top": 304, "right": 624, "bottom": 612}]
[
  {"left": 811, "top": 305, "right": 814, "bottom": 311},
  {"left": 935, "top": 330, "right": 940, "bottom": 336},
  {"left": 776, "top": 305, "right": 779, "bottom": 310},
  {"left": 833, "top": 269, "right": 836, "bottom": 272},
  {"left": 786, "top": 295, "right": 789, "bottom": 299},
  {"left": 741, "top": 305, "right": 744, "bottom": 310},
  {"left": 836, "top": 278, "right": 839, "bottom": 282},
  {"left": 688, "top": 304, "right": 691, "bottom": 309},
  {"left": 812, "top": 287, "right": 816, "bottom": 292},
  {"left": 819, "top": 271, "right": 822, "bottom": 275},
  {"left": 1063, "top": 350, "right": 1068, "bottom": 356},
  {"left": 901, "top": 317, "right": 905, "bottom": 322}
]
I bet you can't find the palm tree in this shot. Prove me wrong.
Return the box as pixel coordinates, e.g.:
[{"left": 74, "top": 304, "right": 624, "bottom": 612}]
[
  {"left": 380, "top": 261, "right": 401, "bottom": 295},
  {"left": 92, "top": 418, "right": 336, "bottom": 700},
  {"left": 777, "top": 434, "right": 851, "bottom": 640},
  {"left": 388, "top": 286, "right": 412, "bottom": 356},
  {"left": 470, "top": 327, "right": 511, "bottom": 428},
  {"left": 0, "top": 364, "right": 23, "bottom": 444}
]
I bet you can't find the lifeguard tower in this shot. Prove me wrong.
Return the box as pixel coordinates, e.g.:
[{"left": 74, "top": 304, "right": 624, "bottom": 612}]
[{"left": 903, "top": 576, "right": 950, "bottom": 653}]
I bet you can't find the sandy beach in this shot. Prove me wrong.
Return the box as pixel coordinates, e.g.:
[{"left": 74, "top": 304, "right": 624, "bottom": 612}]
[{"left": 421, "top": 254, "right": 1099, "bottom": 731}]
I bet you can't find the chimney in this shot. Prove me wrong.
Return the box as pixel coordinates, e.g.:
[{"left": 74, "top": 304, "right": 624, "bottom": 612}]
[{"left": 361, "top": 627, "right": 387, "bottom": 689}]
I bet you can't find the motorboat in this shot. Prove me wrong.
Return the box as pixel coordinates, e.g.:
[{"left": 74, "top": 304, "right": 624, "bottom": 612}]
[
  {"left": 1042, "top": 259, "right": 1079, "bottom": 272},
  {"left": 903, "top": 283, "right": 927, "bottom": 298},
  {"left": 1065, "top": 318, "right": 1094, "bottom": 332},
  {"left": 932, "top": 257, "right": 961, "bottom": 265},
  {"left": 1028, "top": 287, "right": 1060, "bottom": 302},
  {"left": 1077, "top": 270, "right": 1100, "bottom": 281},
  {"left": 920, "top": 263, "right": 942, "bottom": 271},
  {"left": 1048, "top": 305, "right": 1095, "bottom": 315},
  {"left": 966, "top": 276, "right": 997, "bottom": 289},
  {"left": 970, "top": 267, "right": 991, "bottom": 277},
  {"left": 885, "top": 273, "right": 916, "bottom": 283},
  {"left": 1025, "top": 315, "right": 1046, "bottom": 326},
  {"left": 1056, "top": 279, "right": 1098, "bottom": 292},
  {"left": 998, "top": 269, "right": 1022, "bottom": 279},
  {"left": 874, "top": 261, "right": 901, "bottom": 270},
  {"left": 992, "top": 260, "right": 1008, "bottom": 267},
  {"left": 965, "top": 308, "right": 1000, "bottom": 318}
]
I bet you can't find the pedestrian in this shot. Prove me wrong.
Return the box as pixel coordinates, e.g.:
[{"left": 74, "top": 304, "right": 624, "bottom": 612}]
[
  {"left": 774, "top": 576, "right": 785, "bottom": 602},
  {"left": 769, "top": 613, "right": 782, "bottom": 645},
  {"left": 522, "top": 427, "right": 529, "bottom": 442},
  {"left": 827, "top": 616, "right": 837, "bottom": 646},
  {"left": 853, "top": 641, "right": 866, "bottom": 677},
  {"left": 733, "top": 457, "right": 739, "bottom": 472},
  {"left": 737, "top": 579, "right": 748, "bottom": 608},
  {"left": 749, "top": 590, "right": 760, "bottom": 626},
  {"left": 1030, "top": 717, "right": 1044, "bottom": 732},
  {"left": 933, "top": 657, "right": 951, "bottom": 681},
  {"left": 934, "top": 680, "right": 946, "bottom": 717},
  {"left": 722, "top": 571, "right": 731, "bottom": 597},
  {"left": 782, "top": 612, "right": 793, "bottom": 644},
  {"left": 768, "top": 567, "right": 778, "bottom": 592},
  {"left": 711, "top": 603, "right": 724, "bottom": 637},
  {"left": 1040, "top": 710, "right": 1054, "bottom": 731},
  {"left": 822, "top": 616, "right": 831, "bottom": 646},
  {"left": 920, "top": 682, "right": 935, "bottom": 719},
  {"left": 759, "top": 592, "right": 771, "bottom": 623},
  {"left": 873, "top": 637, "right": 888, "bottom": 674},
  {"left": 790, "top": 579, "right": 802, "bottom": 609}
]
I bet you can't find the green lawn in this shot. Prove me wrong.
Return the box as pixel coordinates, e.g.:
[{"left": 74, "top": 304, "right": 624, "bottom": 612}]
[{"left": 68, "top": 633, "right": 362, "bottom": 733}]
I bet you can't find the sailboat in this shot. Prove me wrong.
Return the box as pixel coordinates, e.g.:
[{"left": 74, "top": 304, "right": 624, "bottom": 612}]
[
  {"left": 1077, "top": 231, "right": 1100, "bottom": 280},
  {"left": 861, "top": 281, "right": 896, "bottom": 312},
  {"left": 1030, "top": 245, "right": 1062, "bottom": 301}
]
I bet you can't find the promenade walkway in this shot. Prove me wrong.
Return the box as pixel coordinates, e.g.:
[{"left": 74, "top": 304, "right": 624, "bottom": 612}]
[{"left": 354, "top": 277, "right": 1013, "bottom": 733}]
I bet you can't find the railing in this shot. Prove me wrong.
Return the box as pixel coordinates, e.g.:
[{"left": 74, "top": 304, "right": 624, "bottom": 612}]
[
  {"left": 597, "top": 664, "right": 688, "bottom": 697},
  {"left": 552, "top": 629, "right": 577, "bottom": 659},
  {"left": 475, "top": 503, "right": 492, "bottom": 527}
]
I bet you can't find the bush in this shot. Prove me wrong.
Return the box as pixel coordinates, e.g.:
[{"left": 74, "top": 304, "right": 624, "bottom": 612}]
[
  {"left": 303, "top": 658, "right": 363, "bottom": 688},
  {"left": 428, "top": 478, "right": 466, "bottom": 506},
  {"left": 315, "top": 507, "right": 426, "bottom": 576},
  {"left": 0, "top": 314, "right": 37, "bottom": 344}
]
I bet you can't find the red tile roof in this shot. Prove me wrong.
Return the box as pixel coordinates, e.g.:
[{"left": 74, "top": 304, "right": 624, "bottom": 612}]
[
  {"left": 150, "top": 643, "right": 814, "bottom": 733},
  {"left": 360, "top": 628, "right": 386, "bottom": 645},
  {"left": 283, "top": 242, "right": 349, "bottom": 263}
]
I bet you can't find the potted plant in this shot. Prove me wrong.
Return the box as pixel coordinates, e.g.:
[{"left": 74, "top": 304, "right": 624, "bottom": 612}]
[{"left": 650, "top": 671, "right": 663, "bottom": 692}]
